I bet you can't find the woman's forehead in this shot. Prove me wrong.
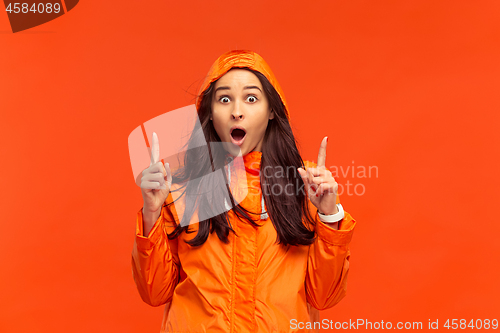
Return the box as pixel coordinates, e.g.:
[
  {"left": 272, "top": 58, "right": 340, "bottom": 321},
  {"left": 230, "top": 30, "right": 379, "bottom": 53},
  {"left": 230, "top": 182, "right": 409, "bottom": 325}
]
[{"left": 214, "top": 68, "right": 262, "bottom": 89}]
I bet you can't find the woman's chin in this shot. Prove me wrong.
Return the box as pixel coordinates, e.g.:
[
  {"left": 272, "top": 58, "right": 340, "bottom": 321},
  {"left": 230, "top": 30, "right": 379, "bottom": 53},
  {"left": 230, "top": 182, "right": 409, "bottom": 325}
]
[
  {"left": 222, "top": 141, "right": 243, "bottom": 157},
  {"left": 221, "top": 140, "right": 258, "bottom": 157}
]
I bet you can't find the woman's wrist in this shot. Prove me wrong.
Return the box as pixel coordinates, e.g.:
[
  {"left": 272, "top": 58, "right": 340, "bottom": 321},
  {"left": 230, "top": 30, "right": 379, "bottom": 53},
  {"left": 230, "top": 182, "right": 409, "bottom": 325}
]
[
  {"left": 318, "top": 203, "right": 344, "bottom": 223},
  {"left": 143, "top": 207, "right": 162, "bottom": 230},
  {"left": 318, "top": 204, "right": 339, "bottom": 215}
]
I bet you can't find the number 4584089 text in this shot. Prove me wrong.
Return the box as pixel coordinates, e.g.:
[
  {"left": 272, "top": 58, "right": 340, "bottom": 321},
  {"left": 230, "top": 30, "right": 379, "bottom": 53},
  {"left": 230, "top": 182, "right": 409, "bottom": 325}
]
[
  {"left": 443, "top": 319, "right": 498, "bottom": 329},
  {"left": 5, "top": 3, "right": 62, "bottom": 14}
]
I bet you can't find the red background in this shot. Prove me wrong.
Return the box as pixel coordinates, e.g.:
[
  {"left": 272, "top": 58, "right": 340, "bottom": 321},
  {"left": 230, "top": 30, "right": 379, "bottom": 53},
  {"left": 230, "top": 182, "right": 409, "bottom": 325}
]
[{"left": 1, "top": 1, "right": 499, "bottom": 332}]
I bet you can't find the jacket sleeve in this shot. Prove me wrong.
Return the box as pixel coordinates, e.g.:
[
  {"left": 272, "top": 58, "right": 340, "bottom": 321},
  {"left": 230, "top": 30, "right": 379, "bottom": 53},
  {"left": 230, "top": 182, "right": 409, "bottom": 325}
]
[
  {"left": 131, "top": 202, "right": 180, "bottom": 307},
  {"left": 305, "top": 206, "right": 356, "bottom": 310}
]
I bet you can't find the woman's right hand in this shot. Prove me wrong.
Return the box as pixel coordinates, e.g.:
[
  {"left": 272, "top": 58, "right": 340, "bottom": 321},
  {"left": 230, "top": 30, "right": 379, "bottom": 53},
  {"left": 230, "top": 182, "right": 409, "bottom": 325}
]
[{"left": 140, "top": 132, "right": 172, "bottom": 224}]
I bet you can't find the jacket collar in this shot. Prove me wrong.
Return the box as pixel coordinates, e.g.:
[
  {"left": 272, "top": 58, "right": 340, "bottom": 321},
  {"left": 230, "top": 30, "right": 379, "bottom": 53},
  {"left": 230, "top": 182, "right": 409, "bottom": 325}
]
[{"left": 243, "top": 150, "right": 262, "bottom": 175}]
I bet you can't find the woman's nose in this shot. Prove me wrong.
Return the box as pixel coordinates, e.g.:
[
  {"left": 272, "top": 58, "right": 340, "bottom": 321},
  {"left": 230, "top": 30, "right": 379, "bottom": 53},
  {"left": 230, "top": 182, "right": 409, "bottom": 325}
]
[{"left": 231, "top": 104, "right": 244, "bottom": 120}]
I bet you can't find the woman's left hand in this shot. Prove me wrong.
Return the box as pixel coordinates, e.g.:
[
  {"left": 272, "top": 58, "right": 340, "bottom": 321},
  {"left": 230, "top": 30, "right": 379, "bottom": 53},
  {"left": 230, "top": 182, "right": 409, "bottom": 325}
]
[{"left": 297, "top": 137, "right": 339, "bottom": 215}]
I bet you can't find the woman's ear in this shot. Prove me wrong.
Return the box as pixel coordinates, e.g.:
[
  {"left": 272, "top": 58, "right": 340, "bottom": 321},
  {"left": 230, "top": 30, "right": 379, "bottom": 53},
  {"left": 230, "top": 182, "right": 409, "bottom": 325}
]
[{"left": 269, "top": 109, "right": 275, "bottom": 120}]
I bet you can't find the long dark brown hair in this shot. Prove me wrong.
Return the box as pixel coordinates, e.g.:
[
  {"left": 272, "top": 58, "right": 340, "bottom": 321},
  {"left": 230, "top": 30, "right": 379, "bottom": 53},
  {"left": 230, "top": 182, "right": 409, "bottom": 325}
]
[{"left": 166, "top": 67, "right": 316, "bottom": 247}]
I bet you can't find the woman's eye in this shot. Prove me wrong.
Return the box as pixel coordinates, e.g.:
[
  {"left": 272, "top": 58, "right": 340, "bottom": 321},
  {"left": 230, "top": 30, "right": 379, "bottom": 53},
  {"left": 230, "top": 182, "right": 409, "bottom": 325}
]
[
  {"left": 219, "top": 96, "right": 230, "bottom": 103},
  {"left": 246, "top": 95, "right": 258, "bottom": 103}
]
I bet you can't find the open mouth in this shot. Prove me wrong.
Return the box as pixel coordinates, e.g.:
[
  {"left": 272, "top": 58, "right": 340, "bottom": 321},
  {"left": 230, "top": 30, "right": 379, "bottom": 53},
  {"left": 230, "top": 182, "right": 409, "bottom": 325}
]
[
  {"left": 230, "top": 128, "right": 247, "bottom": 146},
  {"left": 231, "top": 128, "right": 246, "bottom": 140}
]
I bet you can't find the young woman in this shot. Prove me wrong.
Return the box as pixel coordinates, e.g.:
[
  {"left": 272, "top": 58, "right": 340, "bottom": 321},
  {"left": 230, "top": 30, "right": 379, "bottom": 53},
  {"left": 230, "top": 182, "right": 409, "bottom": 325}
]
[{"left": 132, "top": 50, "right": 357, "bottom": 333}]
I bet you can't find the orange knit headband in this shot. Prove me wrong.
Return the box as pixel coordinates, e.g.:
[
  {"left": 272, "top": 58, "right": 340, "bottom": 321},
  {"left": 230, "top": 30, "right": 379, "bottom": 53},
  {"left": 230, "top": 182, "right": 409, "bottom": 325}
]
[{"left": 195, "top": 50, "right": 290, "bottom": 120}]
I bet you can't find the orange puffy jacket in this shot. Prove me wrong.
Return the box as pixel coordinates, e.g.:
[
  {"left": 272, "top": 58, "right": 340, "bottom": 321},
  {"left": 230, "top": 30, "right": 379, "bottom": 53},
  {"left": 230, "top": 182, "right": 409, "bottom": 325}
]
[{"left": 131, "top": 152, "right": 356, "bottom": 332}]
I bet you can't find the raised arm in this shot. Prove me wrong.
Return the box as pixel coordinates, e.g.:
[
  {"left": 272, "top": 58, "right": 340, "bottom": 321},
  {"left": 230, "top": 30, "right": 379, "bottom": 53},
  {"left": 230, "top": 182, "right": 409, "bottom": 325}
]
[
  {"left": 132, "top": 131, "right": 179, "bottom": 306},
  {"left": 297, "top": 137, "right": 357, "bottom": 309}
]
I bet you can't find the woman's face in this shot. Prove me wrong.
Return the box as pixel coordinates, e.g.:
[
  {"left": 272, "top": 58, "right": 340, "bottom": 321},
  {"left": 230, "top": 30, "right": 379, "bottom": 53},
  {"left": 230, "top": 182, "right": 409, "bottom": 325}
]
[{"left": 211, "top": 68, "right": 274, "bottom": 156}]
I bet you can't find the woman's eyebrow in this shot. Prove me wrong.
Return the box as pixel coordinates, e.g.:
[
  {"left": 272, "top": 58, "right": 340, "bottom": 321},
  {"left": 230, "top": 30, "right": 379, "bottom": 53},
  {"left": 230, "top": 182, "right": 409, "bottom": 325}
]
[
  {"left": 214, "top": 86, "right": 262, "bottom": 93},
  {"left": 243, "top": 85, "right": 262, "bottom": 92},
  {"left": 215, "top": 86, "right": 230, "bottom": 93}
]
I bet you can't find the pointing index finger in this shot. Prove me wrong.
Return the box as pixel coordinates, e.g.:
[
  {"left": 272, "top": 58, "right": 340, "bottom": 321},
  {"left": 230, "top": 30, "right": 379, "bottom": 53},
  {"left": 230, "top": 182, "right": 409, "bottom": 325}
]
[
  {"left": 150, "top": 132, "right": 160, "bottom": 166},
  {"left": 317, "top": 136, "right": 328, "bottom": 168}
]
